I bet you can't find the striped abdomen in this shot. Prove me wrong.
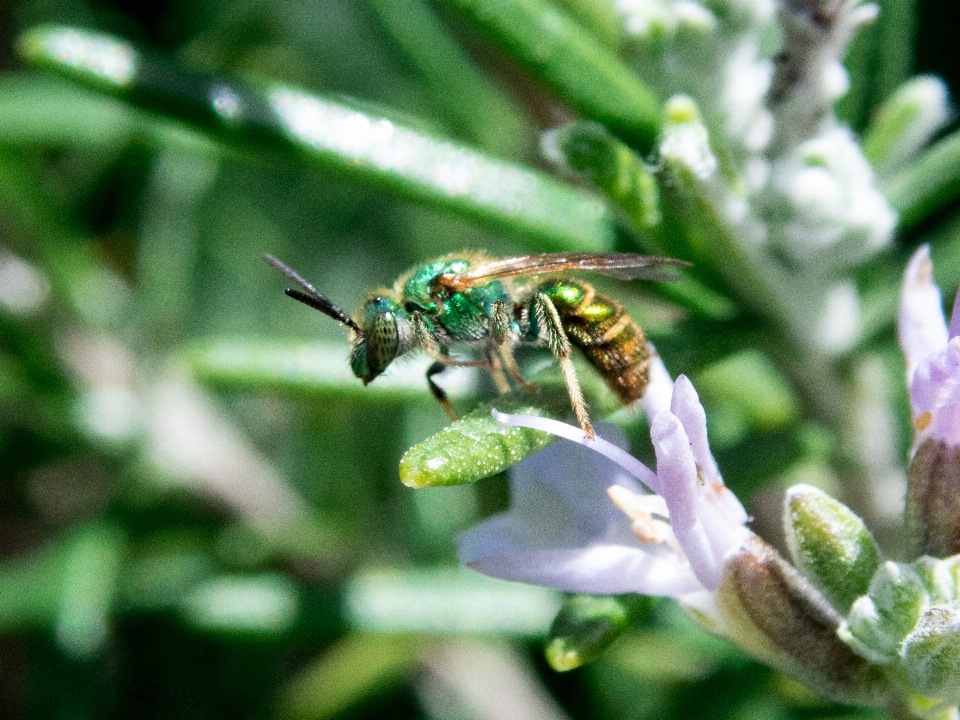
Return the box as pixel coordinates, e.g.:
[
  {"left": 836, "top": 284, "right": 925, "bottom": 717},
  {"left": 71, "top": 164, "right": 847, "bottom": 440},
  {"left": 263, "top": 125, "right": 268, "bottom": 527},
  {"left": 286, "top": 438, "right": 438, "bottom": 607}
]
[{"left": 537, "top": 279, "right": 650, "bottom": 405}]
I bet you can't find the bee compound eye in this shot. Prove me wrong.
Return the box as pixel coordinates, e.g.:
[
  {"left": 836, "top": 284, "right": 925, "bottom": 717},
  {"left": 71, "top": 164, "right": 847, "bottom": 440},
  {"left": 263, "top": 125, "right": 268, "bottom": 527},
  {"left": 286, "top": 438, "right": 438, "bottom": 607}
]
[{"left": 367, "top": 312, "right": 400, "bottom": 374}]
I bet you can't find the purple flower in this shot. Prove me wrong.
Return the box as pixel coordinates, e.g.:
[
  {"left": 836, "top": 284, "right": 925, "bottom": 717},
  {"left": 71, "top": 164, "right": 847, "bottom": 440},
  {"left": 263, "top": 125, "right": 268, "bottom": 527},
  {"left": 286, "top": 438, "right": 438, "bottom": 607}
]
[
  {"left": 458, "top": 368, "right": 752, "bottom": 616},
  {"left": 899, "top": 245, "right": 960, "bottom": 558},
  {"left": 898, "top": 245, "right": 960, "bottom": 450}
]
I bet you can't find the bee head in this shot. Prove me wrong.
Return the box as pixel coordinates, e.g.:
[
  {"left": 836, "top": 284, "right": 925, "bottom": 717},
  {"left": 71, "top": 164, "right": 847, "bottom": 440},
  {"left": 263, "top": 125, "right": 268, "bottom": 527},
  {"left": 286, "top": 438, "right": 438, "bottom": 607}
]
[
  {"left": 263, "top": 256, "right": 416, "bottom": 386},
  {"left": 350, "top": 295, "right": 415, "bottom": 384}
]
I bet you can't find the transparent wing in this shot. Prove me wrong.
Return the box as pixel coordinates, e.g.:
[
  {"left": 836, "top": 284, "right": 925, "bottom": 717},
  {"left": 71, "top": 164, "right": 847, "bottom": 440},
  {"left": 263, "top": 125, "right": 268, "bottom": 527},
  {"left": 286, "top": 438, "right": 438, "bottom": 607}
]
[{"left": 446, "top": 252, "right": 691, "bottom": 289}]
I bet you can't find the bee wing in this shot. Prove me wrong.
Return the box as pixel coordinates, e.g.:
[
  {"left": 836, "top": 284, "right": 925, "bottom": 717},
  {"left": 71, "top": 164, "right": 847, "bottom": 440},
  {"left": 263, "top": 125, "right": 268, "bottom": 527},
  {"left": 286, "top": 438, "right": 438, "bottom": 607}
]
[{"left": 448, "top": 252, "right": 691, "bottom": 288}]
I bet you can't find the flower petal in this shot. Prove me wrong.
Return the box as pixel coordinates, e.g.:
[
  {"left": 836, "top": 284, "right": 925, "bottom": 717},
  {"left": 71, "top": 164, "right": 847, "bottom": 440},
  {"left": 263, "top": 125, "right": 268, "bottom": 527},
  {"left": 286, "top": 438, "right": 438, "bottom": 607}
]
[
  {"left": 652, "top": 377, "right": 753, "bottom": 590},
  {"left": 458, "top": 427, "right": 700, "bottom": 596},
  {"left": 464, "top": 545, "right": 702, "bottom": 596},
  {"left": 651, "top": 411, "right": 723, "bottom": 589},
  {"left": 910, "top": 338, "right": 960, "bottom": 417},
  {"left": 925, "top": 403, "right": 960, "bottom": 447},
  {"left": 899, "top": 245, "right": 948, "bottom": 380},
  {"left": 670, "top": 376, "right": 749, "bottom": 524},
  {"left": 670, "top": 375, "right": 720, "bottom": 483}
]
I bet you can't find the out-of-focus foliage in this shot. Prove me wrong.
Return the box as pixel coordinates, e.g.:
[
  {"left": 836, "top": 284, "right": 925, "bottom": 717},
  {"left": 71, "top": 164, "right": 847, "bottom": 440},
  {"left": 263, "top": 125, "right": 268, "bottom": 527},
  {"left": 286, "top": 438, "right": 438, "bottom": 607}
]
[{"left": 0, "top": 0, "right": 958, "bottom": 717}]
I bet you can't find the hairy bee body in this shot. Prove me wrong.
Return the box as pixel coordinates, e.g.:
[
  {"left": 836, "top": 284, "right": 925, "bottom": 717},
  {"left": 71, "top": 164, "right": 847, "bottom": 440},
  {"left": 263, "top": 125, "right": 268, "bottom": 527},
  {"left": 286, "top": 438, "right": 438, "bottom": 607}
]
[
  {"left": 265, "top": 250, "right": 685, "bottom": 437},
  {"left": 397, "top": 259, "right": 651, "bottom": 404},
  {"left": 534, "top": 279, "right": 650, "bottom": 405}
]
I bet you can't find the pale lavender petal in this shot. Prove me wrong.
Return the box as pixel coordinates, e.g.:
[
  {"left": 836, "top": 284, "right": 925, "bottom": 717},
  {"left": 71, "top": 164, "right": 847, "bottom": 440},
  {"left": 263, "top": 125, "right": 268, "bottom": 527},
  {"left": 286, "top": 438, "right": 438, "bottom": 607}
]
[
  {"left": 910, "top": 338, "right": 960, "bottom": 416},
  {"left": 690, "top": 491, "right": 753, "bottom": 569},
  {"left": 458, "top": 428, "right": 666, "bottom": 595},
  {"left": 651, "top": 412, "right": 722, "bottom": 590},
  {"left": 640, "top": 348, "right": 674, "bottom": 421},
  {"left": 669, "top": 376, "right": 720, "bottom": 483},
  {"left": 899, "top": 245, "right": 948, "bottom": 378},
  {"left": 492, "top": 410, "right": 661, "bottom": 494},
  {"left": 926, "top": 402, "right": 960, "bottom": 446},
  {"left": 464, "top": 545, "right": 702, "bottom": 596},
  {"left": 669, "top": 375, "right": 748, "bottom": 525}
]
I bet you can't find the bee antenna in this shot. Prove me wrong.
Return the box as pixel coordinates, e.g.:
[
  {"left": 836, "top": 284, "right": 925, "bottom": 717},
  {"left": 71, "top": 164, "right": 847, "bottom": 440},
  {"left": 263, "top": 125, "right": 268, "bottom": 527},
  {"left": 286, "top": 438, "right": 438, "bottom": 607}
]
[{"left": 263, "top": 254, "right": 362, "bottom": 334}]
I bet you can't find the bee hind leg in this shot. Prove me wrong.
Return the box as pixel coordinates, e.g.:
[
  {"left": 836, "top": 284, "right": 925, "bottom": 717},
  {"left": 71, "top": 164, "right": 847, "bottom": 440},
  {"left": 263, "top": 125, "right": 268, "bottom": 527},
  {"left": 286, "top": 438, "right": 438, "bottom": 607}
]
[{"left": 534, "top": 293, "right": 595, "bottom": 439}]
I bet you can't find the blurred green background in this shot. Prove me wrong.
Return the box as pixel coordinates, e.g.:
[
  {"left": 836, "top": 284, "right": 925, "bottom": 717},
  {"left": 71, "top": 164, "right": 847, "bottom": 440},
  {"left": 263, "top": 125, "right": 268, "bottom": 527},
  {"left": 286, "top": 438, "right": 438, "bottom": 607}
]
[{"left": 0, "top": 0, "right": 957, "bottom": 718}]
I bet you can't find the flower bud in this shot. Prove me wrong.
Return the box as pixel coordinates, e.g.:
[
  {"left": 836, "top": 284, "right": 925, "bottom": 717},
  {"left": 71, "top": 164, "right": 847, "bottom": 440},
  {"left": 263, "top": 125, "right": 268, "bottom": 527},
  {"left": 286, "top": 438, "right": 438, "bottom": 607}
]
[
  {"left": 902, "top": 604, "right": 960, "bottom": 704},
  {"left": 913, "top": 556, "right": 960, "bottom": 606},
  {"left": 783, "top": 484, "right": 881, "bottom": 613},
  {"left": 660, "top": 96, "right": 717, "bottom": 180},
  {"left": 907, "top": 438, "right": 960, "bottom": 559},
  {"left": 862, "top": 75, "right": 951, "bottom": 174},
  {"left": 718, "top": 537, "right": 886, "bottom": 705},
  {"left": 839, "top": 562, "right": 928, "bottom": 665}
]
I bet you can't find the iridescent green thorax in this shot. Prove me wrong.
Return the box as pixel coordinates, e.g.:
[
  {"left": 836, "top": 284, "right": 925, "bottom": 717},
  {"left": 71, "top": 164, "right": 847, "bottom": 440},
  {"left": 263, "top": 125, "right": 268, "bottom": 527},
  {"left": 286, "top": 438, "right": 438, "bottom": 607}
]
[
  {"left": 403, "top": 258, "right": 471, "bottom": 311},
  {"left": 402, "top": 257, "right": 509, "bottom": 341}
]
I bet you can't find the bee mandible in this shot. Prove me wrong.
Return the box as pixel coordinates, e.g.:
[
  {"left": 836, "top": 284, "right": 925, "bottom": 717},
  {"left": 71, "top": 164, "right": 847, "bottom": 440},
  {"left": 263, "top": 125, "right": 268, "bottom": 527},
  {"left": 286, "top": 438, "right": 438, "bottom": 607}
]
[{"left": 263, "top": 252, "right": 689, "bottom": 438}]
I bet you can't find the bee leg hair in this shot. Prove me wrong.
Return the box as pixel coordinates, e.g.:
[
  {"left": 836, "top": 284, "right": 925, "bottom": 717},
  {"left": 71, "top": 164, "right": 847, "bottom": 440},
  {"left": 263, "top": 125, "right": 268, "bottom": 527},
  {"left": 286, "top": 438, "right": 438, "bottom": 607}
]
[
  {"left": 490, "top": 300, "right": 537, "bottom": 393},
  {"left": 534, "top": 293, "right": 595, "bottom": 439}
]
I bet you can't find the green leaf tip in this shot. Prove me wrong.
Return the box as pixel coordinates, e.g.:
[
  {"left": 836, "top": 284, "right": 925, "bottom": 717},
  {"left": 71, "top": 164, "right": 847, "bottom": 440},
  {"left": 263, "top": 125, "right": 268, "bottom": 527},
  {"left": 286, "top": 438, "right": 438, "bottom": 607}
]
[
  {"left": 903, "top": 605, "right": 960, "bottom": 704},
  {"left": 399, "top": 404, "right": 555, "bottom": 489},
  {"left": 545, "top": 593, "right": 655, "bottom": 671},
  {"left": 399, "top": 384, "right": 600, "bottom": 488},
  {"left": 784, "top": 484, "right": 881, "bottom": 613},
  {"left": 839, "top": 561, "right": 928, "bottom": 665},
  {"left": 17, "top": 26, "right": 137, "bottom": 89}
]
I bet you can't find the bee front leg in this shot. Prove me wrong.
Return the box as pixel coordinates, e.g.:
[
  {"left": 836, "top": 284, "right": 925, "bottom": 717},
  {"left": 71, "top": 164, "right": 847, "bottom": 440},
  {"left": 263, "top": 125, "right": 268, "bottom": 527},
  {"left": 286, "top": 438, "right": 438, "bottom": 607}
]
[
  {"left": 426, "top": 361, "right": 459, "bottom": 423},
  {"left": 534, "top": 293, "right": 595, "bottom": 439},
  {"left": 413, "top": 312, "right": 488, "bottom": 368}
]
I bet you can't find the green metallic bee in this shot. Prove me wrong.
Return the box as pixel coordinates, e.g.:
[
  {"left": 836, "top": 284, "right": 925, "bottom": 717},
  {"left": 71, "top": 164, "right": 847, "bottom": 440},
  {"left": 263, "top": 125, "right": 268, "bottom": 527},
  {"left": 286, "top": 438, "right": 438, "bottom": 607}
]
[{"left": 264, "top": 252, "right": 688, "bottom": 438}]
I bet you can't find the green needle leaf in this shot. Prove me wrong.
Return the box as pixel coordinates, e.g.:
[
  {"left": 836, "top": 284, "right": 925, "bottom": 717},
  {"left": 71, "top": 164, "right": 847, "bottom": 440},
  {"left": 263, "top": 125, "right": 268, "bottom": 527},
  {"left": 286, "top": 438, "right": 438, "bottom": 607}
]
[
  {"left": 18, "top": 25, "right": 615, "bottom": 251},
  {"left": 549, "top": 120, "right": 662, "bottom": 231},
  {"left": 883, "top": 128, "right": 960, "bottom": 230},
  {"left": 399, "top": 374, "right": 626, "bottom": 488},
  {"left": 55, "top": 522, "right": 126, "bottom": 660},
  {"left": 368, "top": 0, "right": 532, "bottom": 156},
  {"left": 438, "top": 0, "right": 661, "bottom": 151},
  {"left": 545, "top": 593, "right": 656, "bottom": 671},
  {"left": 278, "top": 634, "right": 423, "bottom": 720},
  {"left": 399, "top": 392, "right": 563, "bottom": 488}
]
